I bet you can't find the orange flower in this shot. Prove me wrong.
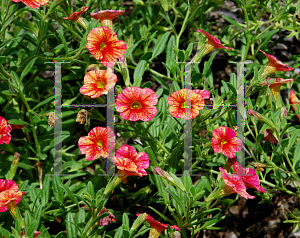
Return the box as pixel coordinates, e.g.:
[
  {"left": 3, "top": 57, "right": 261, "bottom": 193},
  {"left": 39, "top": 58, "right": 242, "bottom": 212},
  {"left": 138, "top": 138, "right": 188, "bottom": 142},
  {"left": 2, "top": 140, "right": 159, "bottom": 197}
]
[
  {"left": 114, "top": 144, "right": 149, "bottom": 182},
  {"left": 136, "top": 213, "right": 180, "bottom": 238},
  {"left": 198, "top": 29, "right": 233, "bottom": 55},
  {"left": 232, "top": 162, "right": 265, "bottom": 193},
  {"left": 115, "top": 87, "right": 158, "bottom": 121},
  {"left": 289, "top": 89, "right": 300, "bottom": 121},
  {"left": 211, "top": 126, "right": 243, "bottom": 159},
  {"left": 167, "top": 89, "right": 206, "bottom": 120},
  {"left": 78, "top": 127, "right": 115, "bottom": 161},
  {"left": 259, "top": 50, "right": 293, "bottom": 76},
  {"left": 79, "top": 68, "right": 117, "bottom": 98},
  {"left": 219, "top": 168, "right": 255, "bottom": 199},
  {"left": 63, "top": 6, "right": 88, "bottom": 28},
  {"left": 0, "top": 179, "right": 25, "bottom": 219},
  {"left": 11, "top": 0, "right": 49, "bottom": 8},
  {"left": 91, "top": 9, "right": 125, "bottom": 29},
  {"left": 0, "top": 116, "right": 12, "bottom": 145},
  {"left": 86, "top": 26, "right": 127, "bottom": 67},
  {"left": 266, "top": 77, "right": 294, "bottom": 105}
]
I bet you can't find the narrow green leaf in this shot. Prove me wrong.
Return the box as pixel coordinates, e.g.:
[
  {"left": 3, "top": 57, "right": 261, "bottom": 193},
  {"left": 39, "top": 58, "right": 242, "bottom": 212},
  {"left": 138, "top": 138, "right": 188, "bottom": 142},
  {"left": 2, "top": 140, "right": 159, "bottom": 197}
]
[
  {"left": 159, "top": 13, "right": 177, "bottom": 35},
  {"left": 182, "top": 170, "right": 192, "bottom": 192},
  {"left": 20, "top": 57, "right": 38, "bottom": 81},
  {"left": 59, "top": 183, "right": 79, "bottom": 209},
  {"left": 66, "top": 213, "right": 76, "bottom": 238},
  {"left": 53, "top": 176, "right": 64, "bottom": 204},
  {"left": 166, "top": 188, "right": 186, "bottom": 212},
  {"left": 87, "top": 181, "right": 95, "bottom": 199},
  {"left": 222, "top": 15, "right": 245, "bottom": 31},
  {"left": 41, "top": 175, "right": 50, "bottom": 207},
  {"left": 32, "top": 96, "right": 54, "bottom": 111},
  {"left": 152, "top": 174, "right": 169, "bottom": 205},
  {"left": 293, "top": 140, "right": 300, "bottom": 166},
  {"left": 0, "top": 227, "right": 12, "bottom": 238},
  {"left": 122, "top": 213, "right": 130, "bottom": 230},
  {"left": 133, "top": 60, "right": 147, "bottom": 87},
  {"left": 7, "top": 119, "right": 30, "bottom": 125},
  {"left": 151, "top": 32, "right": 171, "bottom": 60},
  {"left": 114, "top": 227, "right": 123, "bottom": 238}
]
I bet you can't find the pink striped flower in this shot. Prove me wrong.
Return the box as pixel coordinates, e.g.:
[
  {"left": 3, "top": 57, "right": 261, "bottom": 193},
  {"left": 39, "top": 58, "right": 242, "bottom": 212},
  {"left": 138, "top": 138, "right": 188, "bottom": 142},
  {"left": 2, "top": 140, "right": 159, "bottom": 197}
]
[
  {"left": 115, "top": 87, "right": 158, "bottom": 121},
  {"left": 0, "top": 180, "right": 25, "bottom": 213},
  {"left": 12, "top": 0, "right": 49, "bottom": 9},
  {"left": 219, "top": 167, "right": 255, "bottom": 199},
  {"left": 198, "top": 29, "right": 233, "bottom": 55},
  {"left": 136, "top": 213, "right": 180, "bottom": 238},
  {"left": 259, "top": 50, "right": 293, "bottom": 76},
  {"left": 0, "top": 116, "right": 12, "bottom": 145},
  {"left": 86, "top": 26, "right": 127, "bottom": 67},
  {"left": 167, "top": 89, "right": 206, "bottom": 120},
  {"left": 78, "top": 127, "right": 115, "bottom": 161},
  {"left": 232, "top": 162, "right": 265, "bottom": 193},
  {"left": 212, "top": 126, "right": 243, "bottom": 158},
  {"left": 91, "top": 9, "right": 125, "bottom": 29},
  {"left": 79, "top": 68, "right": 117, "bottom": 98}
]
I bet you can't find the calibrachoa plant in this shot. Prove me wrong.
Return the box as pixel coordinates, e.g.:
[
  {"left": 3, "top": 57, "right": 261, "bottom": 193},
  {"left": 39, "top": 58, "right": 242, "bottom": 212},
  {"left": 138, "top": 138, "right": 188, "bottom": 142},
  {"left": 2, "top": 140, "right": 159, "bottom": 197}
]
[{"left": 0, "top": 0, "right": 300, "bottom": 238}]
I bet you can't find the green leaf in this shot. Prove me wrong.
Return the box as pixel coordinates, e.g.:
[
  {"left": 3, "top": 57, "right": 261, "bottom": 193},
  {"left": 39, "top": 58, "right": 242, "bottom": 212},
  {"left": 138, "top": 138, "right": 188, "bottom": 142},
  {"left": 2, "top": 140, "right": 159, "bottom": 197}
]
[
  {"left": 159, "top": 13, "right": 176, "bottom": 35},
  {"left": 20, "top": 57, "right": 38, "bottom": 82},
  {"left": 87, "top": 181, "right": 95, "bottom": 199},
  {"left": 0, "top": 227, "right": 12, "bottom": 238},
  {"left": 77, "top": 209, "right": 85, "bottom": 230},
  {"left": 151, "top": 32, "right": 171, "bottom": 60},
  {"left": 294, "top": 140, "right": 300, "bottom": 166},
  {"left": 148, "top": 206, "right": 173, "bottom": 224},
  {"left": 256, "top": 29, "right": 279, "bottom": 40},
  {"left": 66, "top": 213, "right": 77, "bottom": 238},
  {"left": 166, "top": 188, "right": 186, "bottom": 213},
  {"left": 182, "top": 170, "right": 192, "bottom": 192},
  {"left": 152, "top": 74, "right": 170, "bottom": 91},
  {"left": 288, "top": 129, "right": 300, "bottom": 151},
  {"left": 59, "top": 183, "right": 79, "bottom": 209},
  {"left": 203, "top": 51, "right": 218, "bottom": 76},
  {"left": 133, "top": 60, "right": 147, "bottom": 87},
  {"left": 7, "top": 119, "right": 30, "bottom": 125},
  {"left": 152, "top": 173, "right": 169, "bottom": 205},
  {"left": 114, "top": 227, "right": 123, "bottom": 238},
  {"left": 53, "top": 176, "right": 64, "bottom": 204},
  {"left": 27, "top": 220, "right": 38, "bottom": 238},
  {"left": 130, "top": 213, "right": 147, "bottom": 231},
  {"left": 122, "top": 213, "right": 130, "bottom": 230},
  {"left": 32, "top": 96, "right": 54, "bottom": 111},
  {"left": 222, "top": 15, "right": 245, "bottom": 31}
]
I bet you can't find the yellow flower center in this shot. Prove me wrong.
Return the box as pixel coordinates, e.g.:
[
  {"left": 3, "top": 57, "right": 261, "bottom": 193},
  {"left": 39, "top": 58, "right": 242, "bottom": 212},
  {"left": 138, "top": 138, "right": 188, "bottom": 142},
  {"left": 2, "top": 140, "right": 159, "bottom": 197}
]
[
  {"left": 221, "top": 139, "right": 227, "bottom": 146},
  {"left": 97, "top": 140, "right": 103, "bottom": 148},
  {"left": 130, "top": 101, "right": 142, "bottom": 109},
  {"left": 97, "top": 81, "right": 106, "bottom": 89},
  {"left": 99, "top": 42, "right": 106, "bottom": 50}
]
